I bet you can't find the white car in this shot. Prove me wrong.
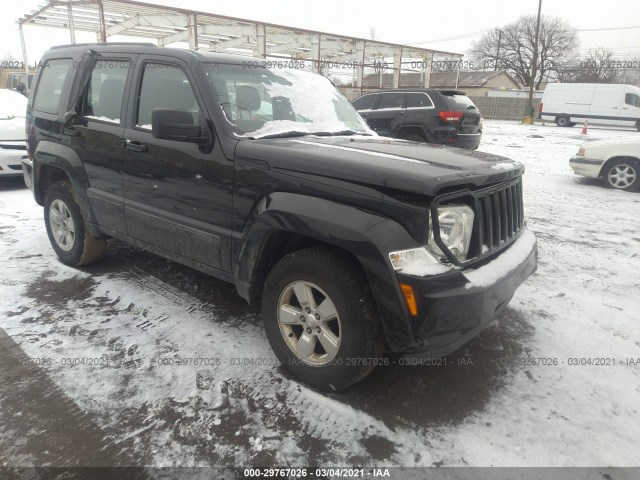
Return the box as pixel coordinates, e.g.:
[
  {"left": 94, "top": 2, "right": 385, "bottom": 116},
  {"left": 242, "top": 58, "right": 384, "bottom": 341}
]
[
  {"left": 0, "top": 89, "right": 28, "bottom": 178},
  {"left": 570, "top": 138, "right": 640, "bottom": 192}
]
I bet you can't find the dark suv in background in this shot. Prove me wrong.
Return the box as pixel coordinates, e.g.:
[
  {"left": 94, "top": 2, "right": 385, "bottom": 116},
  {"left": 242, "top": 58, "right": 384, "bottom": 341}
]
[
  {"left": 23, "top": 44, "right": 535, "bottom": 391},
  {"left": 352, "top": 89, "right": 482, "bottom": 149}
]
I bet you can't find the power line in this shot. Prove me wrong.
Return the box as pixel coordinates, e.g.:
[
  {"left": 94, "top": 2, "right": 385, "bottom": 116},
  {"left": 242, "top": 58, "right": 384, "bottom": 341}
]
[
  {"left": 408, "top": 29, "right": 489, "bottom": 45},
  {"left": 577, "top": 25, "right": 640, "bottom": 32}
]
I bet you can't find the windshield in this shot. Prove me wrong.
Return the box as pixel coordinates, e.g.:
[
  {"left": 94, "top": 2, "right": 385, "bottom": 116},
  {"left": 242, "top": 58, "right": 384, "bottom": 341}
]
[
  {"left": 0, "top": 89, "right": 28, "bottom": 118},
  {"left": 205, "top": 64, "right": 373, "bottom": 138}
]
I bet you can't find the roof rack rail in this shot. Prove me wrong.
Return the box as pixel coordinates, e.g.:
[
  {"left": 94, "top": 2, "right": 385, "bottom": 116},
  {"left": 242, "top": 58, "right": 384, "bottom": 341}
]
[{"left": 50, "top": 42, "right": 157, "bottom": 49}]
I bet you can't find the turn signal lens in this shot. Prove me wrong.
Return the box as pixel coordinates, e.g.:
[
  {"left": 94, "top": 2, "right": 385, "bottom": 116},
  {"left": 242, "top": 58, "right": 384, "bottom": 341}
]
[{"left": 400, "top": 283, "right": 418, "bottom": 317}]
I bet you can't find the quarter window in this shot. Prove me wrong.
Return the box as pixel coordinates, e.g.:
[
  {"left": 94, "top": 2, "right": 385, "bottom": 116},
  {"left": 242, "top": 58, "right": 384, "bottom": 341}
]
[
  {"left": 32, "top": 59, "right": 72, "bottom": 113},
  {"left": 137, "top": 63, "right": 200, "bottom": 129},
  {"left": 378, "top": 93, "right": 405, "bottom": 110},
  {"left": 83, "top": 60, "right": 130, "bottom": 123},
  {"left": 406, "top": 92, "right": 433, "bottom": 108}
]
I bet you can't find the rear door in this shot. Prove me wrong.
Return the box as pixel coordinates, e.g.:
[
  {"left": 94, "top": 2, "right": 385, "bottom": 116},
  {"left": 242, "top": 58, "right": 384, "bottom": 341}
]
[
  {"left": 366, "top": 92, "right": 406, "bottom": 136},
  {"left": 69, "top": 55, "right": 136, "bottom": 234}
]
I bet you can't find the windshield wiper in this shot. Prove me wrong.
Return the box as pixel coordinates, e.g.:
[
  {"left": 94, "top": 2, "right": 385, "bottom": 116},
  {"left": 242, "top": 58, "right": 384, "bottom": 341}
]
[
  {"left": 252, "top": 131, "right": 310, "bottom": 139},
  {"left": 311, "top": 130, "right": 372, "bottom": 136}
]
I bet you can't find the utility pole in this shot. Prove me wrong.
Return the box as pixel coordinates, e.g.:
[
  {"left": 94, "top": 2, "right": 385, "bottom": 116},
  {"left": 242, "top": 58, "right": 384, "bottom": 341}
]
[
  {"left": 522, "top": 0, "right": 542, "bottom": 124},
  {"left": 494, "top": 29, "right": 502, "bottom": 71}
]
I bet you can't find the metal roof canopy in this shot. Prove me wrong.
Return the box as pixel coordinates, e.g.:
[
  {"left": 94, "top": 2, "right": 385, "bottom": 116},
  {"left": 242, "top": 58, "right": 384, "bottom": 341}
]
[{"left": 17, "top": 0, "right": 462, "bottom": 92}]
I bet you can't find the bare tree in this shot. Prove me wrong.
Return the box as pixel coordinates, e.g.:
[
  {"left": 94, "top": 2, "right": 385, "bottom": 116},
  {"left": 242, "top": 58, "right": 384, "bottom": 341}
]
[
  {"left": 469, "top": 15, "right": 579, "bottom": 88},
  {"left": 368, "top": 26, "right": 378, "bottom": 41},
  {"left": 556, "top": 49, "right": 640, "bottom": 85}
]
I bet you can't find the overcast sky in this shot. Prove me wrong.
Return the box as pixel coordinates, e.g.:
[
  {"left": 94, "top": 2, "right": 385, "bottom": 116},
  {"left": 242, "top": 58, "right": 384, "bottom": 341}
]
[{"left": 2, "top": 0, "right": 640, "bottom": 63}]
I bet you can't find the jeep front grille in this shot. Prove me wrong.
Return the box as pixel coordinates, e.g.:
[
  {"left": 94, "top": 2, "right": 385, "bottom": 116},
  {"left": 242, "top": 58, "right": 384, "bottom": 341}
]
[{"left": 432, "top": 177, "right": 525, "bottom": 266}]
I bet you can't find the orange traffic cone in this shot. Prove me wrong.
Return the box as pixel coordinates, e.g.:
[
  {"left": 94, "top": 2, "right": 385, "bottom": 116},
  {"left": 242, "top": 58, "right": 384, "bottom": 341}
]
[{"left": 581, "top": 120, "right": 588, "bottom": 134}]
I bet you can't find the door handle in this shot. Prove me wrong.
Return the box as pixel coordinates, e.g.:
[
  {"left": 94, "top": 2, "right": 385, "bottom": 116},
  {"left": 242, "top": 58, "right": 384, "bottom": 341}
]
[
  {"left": 362, "top": 113, "right": 369, "bottom": 117},
  {"left": 393, "top": 111, "right": 405, "bottom": 116},
  {"left": 123, "top": 139, "right": 147, "bottom": 153}
]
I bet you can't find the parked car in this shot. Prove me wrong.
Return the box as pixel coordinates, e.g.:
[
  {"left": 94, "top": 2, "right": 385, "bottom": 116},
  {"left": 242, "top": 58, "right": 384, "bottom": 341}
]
[
  {"left": 570, "top": 138, "right": 640, "bottom": 191},
  {"left": 351, "top": 88, "right": 482, "bottom": 149},
  {"left": 540, "top": 83, "right": 640, "bottom": 130},
  {"left": 0, "top": 89, "right": 28, "bottom": 178},
  {"left": 24, "top": 44, "right": 537, "bottom": 390}
]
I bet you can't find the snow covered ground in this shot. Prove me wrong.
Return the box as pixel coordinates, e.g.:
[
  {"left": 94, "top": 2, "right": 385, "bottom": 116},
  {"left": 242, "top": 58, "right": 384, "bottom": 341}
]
[{"left": 0, "top": 120, "right": 639, "bottom": 469}]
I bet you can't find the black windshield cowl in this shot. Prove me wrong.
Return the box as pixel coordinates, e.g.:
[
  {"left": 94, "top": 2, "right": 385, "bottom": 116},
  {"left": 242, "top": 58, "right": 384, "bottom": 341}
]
[{"left": 252, "top": 130, "right": 371, "bottom": 140}]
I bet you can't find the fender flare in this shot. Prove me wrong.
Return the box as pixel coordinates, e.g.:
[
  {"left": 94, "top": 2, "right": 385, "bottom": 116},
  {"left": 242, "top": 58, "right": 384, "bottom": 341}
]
[
  {"left": 33, "top": 140, "right": 98, "bottom": 225},
  {"left": 235, "top": 192, "right": 422, "bottom": 351}
]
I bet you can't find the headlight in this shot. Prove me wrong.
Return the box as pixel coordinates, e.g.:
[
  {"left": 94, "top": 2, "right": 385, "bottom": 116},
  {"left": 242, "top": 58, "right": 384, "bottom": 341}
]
[
  {"left": 428, "top": 205, "right": 475, "bottom": 262},
  {"left": 577, "top": 147, "right": 585, "bottom": 156}
]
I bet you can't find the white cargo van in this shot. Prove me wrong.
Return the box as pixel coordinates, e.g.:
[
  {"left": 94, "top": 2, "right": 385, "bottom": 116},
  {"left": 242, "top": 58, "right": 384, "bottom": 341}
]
[{"left": 539, "top": 83, "right": 640, "bottom": 131}]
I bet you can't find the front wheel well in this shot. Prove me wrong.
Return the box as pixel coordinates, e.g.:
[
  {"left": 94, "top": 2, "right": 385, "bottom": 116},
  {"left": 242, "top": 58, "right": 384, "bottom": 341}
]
[
  {"left": 35, "top": 164, "right": 70, "bottom": 206},
  {"left": 599, "top": 156, "right": 640, "bottom": 177},
  {"left": 248, "top": 231, "right": 366, "bottom": 307}
]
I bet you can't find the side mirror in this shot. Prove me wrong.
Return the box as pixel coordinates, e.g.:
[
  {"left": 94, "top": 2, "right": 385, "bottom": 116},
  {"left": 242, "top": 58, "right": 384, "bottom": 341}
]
[{"left": 152, "top": 108, "right": 207, "bottom": 144}]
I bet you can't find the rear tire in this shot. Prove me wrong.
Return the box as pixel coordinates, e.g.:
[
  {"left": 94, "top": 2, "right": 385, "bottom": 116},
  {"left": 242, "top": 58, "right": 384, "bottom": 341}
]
[
  {"left": 402, "top": 131, "right": 427, "bottom": 143},
  {"left": 556, "top": 116, "right": 571, "bottom": 127},
  {"left": 44, "top": 181, "right": 106, "bottom": 266},
  {"left": 262, "top": 248, "right": 384, "bottom": 391},
  {"left": 602, "top": 159, "right": 639, "bottom": 191},
  {"left": 636, "top": 120, "right": 640, "bottom": 132}
]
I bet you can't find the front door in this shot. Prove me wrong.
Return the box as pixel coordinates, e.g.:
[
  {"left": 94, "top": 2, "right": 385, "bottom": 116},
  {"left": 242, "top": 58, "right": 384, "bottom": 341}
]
[{"left": 122, "top": 57, "right": 234, "bottom": 272}]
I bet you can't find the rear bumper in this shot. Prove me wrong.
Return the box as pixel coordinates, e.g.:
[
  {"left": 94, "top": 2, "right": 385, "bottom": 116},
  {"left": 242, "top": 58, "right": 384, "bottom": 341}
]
[
  {"left": 396, "top": 229, "right": 537, "bottom": 357},
  {"left": 432, "top": 128, "right": 481, "bottom": 150},
  {"left": 570, "top": 156, "right": 603, "bottom": 178}
]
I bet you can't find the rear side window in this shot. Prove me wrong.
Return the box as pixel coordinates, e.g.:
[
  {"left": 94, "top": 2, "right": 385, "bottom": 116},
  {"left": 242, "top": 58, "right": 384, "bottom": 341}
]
[
  {"left": 83, "top": 60, "right": 130, "bottom": 123},
  {"left": 352, "top": 94, "right": 377, "bottom": 110},
  {"left": 136, "top": 63, "right": 200, "bottom": 129},
  {"left": 441, "top": 92, "right": 477, "bottom": 110},
  {"left": 378, "top": 93, "right": 405, "bottom": 109},
  {"left": 406, "top": 92, "right": 434, "bottom": 108},
  {"left": 32, "top": 59, "right": 72, "bottom": 113}
]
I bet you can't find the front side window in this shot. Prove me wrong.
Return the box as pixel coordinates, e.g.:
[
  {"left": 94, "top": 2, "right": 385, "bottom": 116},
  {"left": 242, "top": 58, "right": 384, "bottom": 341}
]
[
  {"left": 33, "top": 59, "right": 72, "bottom": 113},
  {"left": 378, "top": 93, "right": 405, "bottom": 110},
  {"left": 205, "top": 64, "right": 372, "bottom": 138},
  {"left": 352, "top": 94, "right": 378, "bottom": 111},
  {"left": 83, "top": 59, "right": 130, "bottom": 123},
  {"left": 625, "top": 93, "right": 640, "bottom": 108},
  {"left": 137, "top": 63, "right": 200, "bottom": 129}
]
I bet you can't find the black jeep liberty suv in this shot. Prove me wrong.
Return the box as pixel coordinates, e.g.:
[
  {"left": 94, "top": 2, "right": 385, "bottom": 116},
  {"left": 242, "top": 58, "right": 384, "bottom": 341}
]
[{"left": 23, "top": 44, "right": 537, "bottom": 391}]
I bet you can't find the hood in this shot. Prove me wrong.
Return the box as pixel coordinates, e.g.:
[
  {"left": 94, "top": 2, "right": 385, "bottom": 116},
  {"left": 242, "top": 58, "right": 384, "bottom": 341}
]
[
  {"left": 235, "top": 136, "right": 523, "bottom": 196},
  {"left": 581, "top": 137, "right": 640, "bottom": 149},
  {"left": 0, "top": 116, "right": 26, "bottom": 142}
]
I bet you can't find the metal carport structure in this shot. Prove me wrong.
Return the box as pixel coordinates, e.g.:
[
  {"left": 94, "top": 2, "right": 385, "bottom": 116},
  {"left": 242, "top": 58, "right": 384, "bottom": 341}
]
[{"left": 17, "top": 0, "right": 462, "bottom": 94}]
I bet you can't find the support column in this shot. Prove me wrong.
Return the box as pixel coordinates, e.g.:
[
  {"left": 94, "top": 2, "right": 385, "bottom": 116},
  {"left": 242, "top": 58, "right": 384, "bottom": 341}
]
[
  {"left": 67, "top": 2, "right": 76, "bottom": 43},
  {"left": 310, "top": 34, "right": 321, "bottom": 74},
  {"left": 97, "top": 0, "right": 106, "bottom": 42},
  {"left": 187, "top": 13, "right": 198, "bottom": 50},
  {"left": 421, "top": 52, "right": 433, "bottom": 88},
  {"left": 355, "top": 40, "right": 365, "bottom": 95},
  {"left": 256, "top": 24, "right": 266, "bottom": 58},
  {"left": 19, "top": 24, "right": 30, "bottom": 94},
  {"left": 392, "top": 48, "right": 402, "bottom": 88}
]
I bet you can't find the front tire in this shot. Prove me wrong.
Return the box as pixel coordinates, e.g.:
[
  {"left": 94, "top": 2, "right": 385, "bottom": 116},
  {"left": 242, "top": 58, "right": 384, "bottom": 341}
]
[
  {"left": 44, "top": 181, "right": 106, "bottom": 266},
  {"left": 602, "top": 159, "right": 639, "bottom": 191},
  {"left": 262, "top": 248, "right": 384, "bottom": 391}
]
